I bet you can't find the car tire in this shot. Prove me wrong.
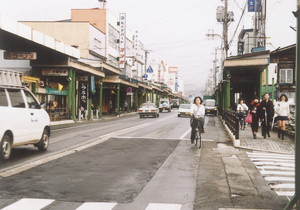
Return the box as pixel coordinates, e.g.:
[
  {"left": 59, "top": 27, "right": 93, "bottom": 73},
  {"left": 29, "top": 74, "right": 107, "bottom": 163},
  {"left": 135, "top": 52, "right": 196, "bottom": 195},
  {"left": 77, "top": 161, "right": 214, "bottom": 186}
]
[
  {"left": 37, "top": 129, "right": 50, "bottom": 152},
  {"left": 0, "top": 133, "right": 12, "bottom": 161},
  {"left": 178, "top": 114, "right": 181, "bottom": 117},
  {"left": 140, "top": 115, "right": 142, "bottom": 118}
]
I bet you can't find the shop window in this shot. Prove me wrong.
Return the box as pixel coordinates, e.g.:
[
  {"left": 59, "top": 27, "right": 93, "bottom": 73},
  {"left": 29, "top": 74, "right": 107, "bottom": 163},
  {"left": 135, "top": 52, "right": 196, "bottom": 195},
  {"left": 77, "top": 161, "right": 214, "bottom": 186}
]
[{"left": 279, "top": 69, "right": 293, "bottom": 84}]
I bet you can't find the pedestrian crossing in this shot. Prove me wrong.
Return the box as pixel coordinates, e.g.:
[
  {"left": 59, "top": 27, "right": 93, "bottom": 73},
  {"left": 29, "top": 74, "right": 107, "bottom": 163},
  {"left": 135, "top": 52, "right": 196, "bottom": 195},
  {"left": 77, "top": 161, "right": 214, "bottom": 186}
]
[
  {"left": 0, "top": 198, "right": 183, "bottom": 210},
  {"left": 246, "top": 151, "right": 295, "bottom": 197}
]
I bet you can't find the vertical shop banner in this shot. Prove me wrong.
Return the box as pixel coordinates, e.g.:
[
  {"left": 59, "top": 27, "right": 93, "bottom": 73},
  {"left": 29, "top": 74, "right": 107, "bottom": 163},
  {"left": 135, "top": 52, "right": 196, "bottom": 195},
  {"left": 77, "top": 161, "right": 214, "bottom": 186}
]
[
  {"left": 175, "top": 73, "right": 179, "bottom": 92},
  {"left": 79, "top": 82, "right": 88, "bottom": 112},
  {"left": 248, "top": 0, "right": 255, "bottom": 12},
  {"left": 119, "top": 13, "right": 126, "bottom": 69}
]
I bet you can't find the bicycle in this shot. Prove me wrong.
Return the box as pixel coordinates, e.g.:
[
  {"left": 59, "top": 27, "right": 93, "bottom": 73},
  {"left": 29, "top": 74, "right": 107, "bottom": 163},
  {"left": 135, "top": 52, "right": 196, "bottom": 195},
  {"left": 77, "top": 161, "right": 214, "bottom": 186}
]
[{"left": 194, "top": 118, "right": 202, "bottom": 149}]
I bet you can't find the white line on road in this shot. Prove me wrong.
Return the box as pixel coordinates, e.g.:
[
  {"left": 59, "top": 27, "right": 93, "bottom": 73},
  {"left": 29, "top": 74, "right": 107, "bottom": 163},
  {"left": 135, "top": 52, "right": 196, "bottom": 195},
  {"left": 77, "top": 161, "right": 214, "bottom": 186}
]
[
  {"left": 250, "top": 158, "right": 294, "bottom": 163},
  {"left": 275, "top": 191, "right": 295, "bottom": 197},
  {"left": 260, "top": 170, "right": 294, "bottom": 176},
  {"left": 145, "top": 203, "right": 182, "bottom": 210},
  {"left": 1, "top": 198, "right": 54, "bottom": 210},
  {"left": 256, "top": 166, "right": 294, "bottom": 171},
  {"left": 76, "top": 202, "right": 117, "bottom": 210},
  {"left": 252, "top": 161, "right": 294, "bottom": 167},
  {"left": 180, "top": 128, "right": 191, "bottom": 140},
  {"left": 264, "top": 176, "right": 295, "bottom": 182},
  {"left": 270, "top": 184, "right": 295, "bottom": 189}
]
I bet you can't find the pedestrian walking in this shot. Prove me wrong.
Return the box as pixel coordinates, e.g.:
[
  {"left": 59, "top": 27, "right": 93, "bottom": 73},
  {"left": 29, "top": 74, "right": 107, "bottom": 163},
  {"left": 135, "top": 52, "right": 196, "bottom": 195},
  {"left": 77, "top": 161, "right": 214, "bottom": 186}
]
[
  {"left": 236, "top": 99, "right": 248, "bottom": 130},
  {"left": 275, "top": 94, "right": 290, "bottom": 140},
  {"left": 260, "top": 93, "right": 274, "bottom": 138},
  {"left": 190, "top": 96, "right": 205, "bottom": 144},
  {"left": 248, "top": 96, "right": 261, "bottom": 139}
]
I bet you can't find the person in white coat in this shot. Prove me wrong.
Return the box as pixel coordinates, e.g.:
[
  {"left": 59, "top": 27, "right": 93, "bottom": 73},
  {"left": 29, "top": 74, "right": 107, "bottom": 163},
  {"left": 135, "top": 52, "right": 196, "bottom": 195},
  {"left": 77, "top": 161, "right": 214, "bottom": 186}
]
[
  {"left": 275, "top": 94, "right": 290, "bottom": 140},
  {"left": 236, "top": 99, "right": 248, "bottom": 130},
  {"left": 190, "top": 96, "right": 205, "bottom": 144}
]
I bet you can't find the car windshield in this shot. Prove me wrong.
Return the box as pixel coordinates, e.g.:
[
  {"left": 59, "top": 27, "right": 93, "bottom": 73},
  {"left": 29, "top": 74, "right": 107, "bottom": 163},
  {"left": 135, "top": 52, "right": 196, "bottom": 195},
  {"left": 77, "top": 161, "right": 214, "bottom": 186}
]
[
  {"left": 160, "top": 101, "right": 168, "bottom": 104},
  {"left": 205, "top": 100, "right": 216, "bottom": 106},
  {"left": 179, "top": 104, "right": 191, "bottom": 109},
  {"left": 141, "top": 103, "right": 155, "bottom": 108}
]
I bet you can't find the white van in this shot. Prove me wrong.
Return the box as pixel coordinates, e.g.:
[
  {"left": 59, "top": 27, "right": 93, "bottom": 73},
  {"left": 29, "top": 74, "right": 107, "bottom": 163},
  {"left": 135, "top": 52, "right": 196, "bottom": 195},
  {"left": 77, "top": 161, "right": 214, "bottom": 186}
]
[{"left": 0, "top": 71, "right": 50, "bottom": 160}]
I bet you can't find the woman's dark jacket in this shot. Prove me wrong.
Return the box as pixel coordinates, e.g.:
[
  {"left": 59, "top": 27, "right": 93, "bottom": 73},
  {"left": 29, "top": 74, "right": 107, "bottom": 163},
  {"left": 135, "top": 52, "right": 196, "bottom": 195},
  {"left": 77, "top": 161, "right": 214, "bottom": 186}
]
[
  {"left": 259, "top": 99, "right": 274, "bottom": 120},
  {"left": 249, "top": 102, "right": 261, "bottom": 119}
]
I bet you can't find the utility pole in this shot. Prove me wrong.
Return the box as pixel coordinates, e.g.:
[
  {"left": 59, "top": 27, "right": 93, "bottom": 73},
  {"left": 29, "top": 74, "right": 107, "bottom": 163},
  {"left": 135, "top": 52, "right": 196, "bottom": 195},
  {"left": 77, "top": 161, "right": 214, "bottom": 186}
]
[
  {"left": 144, "top": 50, "right": 150, "bottom": 76},
  {"left": 223, "top": 0, "right": 229, "bottom": 58}
]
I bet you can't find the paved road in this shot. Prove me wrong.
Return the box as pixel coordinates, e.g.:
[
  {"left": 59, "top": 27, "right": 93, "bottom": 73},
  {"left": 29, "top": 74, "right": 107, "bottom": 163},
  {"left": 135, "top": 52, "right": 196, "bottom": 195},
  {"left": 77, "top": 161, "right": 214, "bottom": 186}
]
[{"left": 0, "top": 111, "right": 217, "bottom": 210}]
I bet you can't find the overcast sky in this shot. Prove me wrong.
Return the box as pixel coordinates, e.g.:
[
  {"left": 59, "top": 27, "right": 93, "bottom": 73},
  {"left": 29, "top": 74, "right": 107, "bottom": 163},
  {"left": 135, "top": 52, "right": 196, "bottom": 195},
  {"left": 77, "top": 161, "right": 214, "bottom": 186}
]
[{"left": 0, "top": 0, "right": 296, "bottom": 94}]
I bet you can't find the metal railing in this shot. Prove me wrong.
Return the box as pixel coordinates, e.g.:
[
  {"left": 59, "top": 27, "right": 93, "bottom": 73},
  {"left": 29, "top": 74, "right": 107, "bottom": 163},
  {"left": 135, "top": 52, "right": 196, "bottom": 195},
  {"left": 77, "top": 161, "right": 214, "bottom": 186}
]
[{"left": 223, "top": 110, "right": 239, "bottom": 139}]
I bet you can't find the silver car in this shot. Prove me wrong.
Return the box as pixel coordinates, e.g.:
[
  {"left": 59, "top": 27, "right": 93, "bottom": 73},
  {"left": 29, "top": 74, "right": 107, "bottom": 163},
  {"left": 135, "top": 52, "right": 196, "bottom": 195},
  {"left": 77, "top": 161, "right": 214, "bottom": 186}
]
[{"left": 138, "top": 103, "right": 159, "bottom": 118}]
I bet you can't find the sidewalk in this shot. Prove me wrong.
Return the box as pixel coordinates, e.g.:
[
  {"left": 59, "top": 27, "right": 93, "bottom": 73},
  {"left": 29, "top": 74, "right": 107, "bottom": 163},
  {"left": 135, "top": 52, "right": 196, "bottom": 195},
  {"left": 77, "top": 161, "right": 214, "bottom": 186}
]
[
  {"left": 237, "top": 124, "right": 295, "bottom": 154},
  {"left": 50, "top": 112, "right": 138, "bottom": 127}
]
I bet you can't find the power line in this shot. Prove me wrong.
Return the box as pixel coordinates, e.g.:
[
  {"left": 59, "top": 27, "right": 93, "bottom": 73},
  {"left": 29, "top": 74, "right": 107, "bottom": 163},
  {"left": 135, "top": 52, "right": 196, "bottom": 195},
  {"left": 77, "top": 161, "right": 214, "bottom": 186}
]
[{"left": 228, "top": 1, "right": 247, "bottom": 48}]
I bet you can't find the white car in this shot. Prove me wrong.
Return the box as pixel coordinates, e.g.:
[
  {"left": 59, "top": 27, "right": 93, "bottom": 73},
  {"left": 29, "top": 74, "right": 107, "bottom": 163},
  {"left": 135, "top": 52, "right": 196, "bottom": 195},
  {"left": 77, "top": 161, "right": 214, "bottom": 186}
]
[
  {"left": 178, "top": 104, "right": 192, "bottom": 117},
  {"left": 0, "top": 85, "right": 51, "bottom": 160},
  {"left": 138, "top": 103, "right": 159, "bottom": 118},
  {"left": 159, "top": 99, "right": 171, "bottom": 112}
]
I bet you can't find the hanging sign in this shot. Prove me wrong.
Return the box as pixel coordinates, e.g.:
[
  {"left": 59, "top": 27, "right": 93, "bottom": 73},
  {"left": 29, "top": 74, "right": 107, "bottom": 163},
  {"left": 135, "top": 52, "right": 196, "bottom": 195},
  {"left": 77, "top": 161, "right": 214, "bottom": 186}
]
[{"left": 119, "top": 13, "right": 126, "bottom": 69}]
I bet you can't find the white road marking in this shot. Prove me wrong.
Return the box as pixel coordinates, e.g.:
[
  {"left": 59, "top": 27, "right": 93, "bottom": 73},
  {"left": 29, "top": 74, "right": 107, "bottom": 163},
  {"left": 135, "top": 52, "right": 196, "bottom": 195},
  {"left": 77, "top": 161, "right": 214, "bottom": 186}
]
[
  {"left": 264, "top": 176, "right": 294, "bottom": 182},
  {"left": 256, "top": 166, "right": 294, "bottom": 171},
  {"left": 275, "top": 191, "right": 295, "bottom": 197},
  {"left": 252, "top": 162, "right": 294, "bottom": 167},
  {"left": 260, "top": 170, "right": 294, "bottom": 176},
  {"left": 180, "top": 128, "right": 191, "bottom": 140},
  {"left": 145, "top": 203, "right": 182, "bottom": 210},
  {"left": 76, "top": 202, "right": 117, "bottom": 210},
  {"left": 250, "top": 158, "right": 294, "bottom": 163},
  {"left": 270, "top": 184, "right": 295, "bottom": 189},
  {"left": 1, "top": 198, "right": 54, "bottom": 210},
  {"left": 247, "top": 152, "right": 295, "bottom": 197}
]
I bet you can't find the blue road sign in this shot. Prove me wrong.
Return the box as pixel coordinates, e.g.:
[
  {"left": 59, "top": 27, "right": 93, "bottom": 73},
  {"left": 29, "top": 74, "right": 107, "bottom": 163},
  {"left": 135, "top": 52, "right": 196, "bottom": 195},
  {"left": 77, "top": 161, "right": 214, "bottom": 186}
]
[
  {"left": 146, "top": 66, "right": 153, "bottom": 73},
  {"left": 143, "top": 74, "right": 148, "bottom": 79}
]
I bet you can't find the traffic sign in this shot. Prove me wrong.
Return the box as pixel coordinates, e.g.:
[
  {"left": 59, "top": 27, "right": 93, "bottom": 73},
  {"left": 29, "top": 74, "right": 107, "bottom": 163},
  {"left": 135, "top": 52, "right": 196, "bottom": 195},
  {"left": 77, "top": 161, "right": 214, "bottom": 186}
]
[
  {"left": 143, "top": 74, "right": 148, "bottom": 79},
  {"left": 146, "top": 66, "right": 153, "bottom": 73}
]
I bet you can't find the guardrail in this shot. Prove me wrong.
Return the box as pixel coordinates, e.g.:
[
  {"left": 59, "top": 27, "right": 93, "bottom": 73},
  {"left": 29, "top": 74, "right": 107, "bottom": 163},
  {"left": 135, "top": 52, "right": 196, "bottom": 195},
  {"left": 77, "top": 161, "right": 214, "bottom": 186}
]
[{"left": 223, "top": 110, "right": 239, "bottom": 139}]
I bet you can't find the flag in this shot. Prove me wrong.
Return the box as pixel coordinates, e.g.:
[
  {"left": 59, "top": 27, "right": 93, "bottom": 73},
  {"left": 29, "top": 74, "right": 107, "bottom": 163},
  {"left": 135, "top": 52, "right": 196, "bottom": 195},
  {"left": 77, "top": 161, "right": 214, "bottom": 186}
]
[{"left": 58, "top": 83, "right": 63, "bottom": 91}]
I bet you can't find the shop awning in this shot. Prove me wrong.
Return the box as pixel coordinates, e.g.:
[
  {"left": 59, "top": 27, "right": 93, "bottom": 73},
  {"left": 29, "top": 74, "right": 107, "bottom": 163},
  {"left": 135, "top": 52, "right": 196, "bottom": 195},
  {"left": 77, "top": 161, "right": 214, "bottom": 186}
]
[
  {"left": 103, "top": 75, "right": 139, "bottom": 88},
  {"left": 138, "top": 82, "right": 152, "bottom": 90}
]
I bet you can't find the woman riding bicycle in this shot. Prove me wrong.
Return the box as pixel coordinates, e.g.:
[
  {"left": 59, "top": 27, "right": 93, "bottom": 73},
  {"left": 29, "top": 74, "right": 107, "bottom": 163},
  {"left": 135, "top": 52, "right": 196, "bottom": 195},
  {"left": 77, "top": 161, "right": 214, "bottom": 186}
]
[
  {"left": 190, "top": 96, "right": 205, "bottom": 144},
  {"left": 236, "top": 99, "right": 248, "bottom": 130}
]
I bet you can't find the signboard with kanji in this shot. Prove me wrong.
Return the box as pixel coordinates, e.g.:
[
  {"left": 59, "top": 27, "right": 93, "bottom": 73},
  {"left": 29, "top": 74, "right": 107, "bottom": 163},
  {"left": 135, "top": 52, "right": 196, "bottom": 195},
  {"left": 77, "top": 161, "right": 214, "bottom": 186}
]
[
  {"left": 4, "top": 51, "right": 37, "bottom": 60},
  {"left": 119, "top": 13, "right": 126, "bottom": 69}
]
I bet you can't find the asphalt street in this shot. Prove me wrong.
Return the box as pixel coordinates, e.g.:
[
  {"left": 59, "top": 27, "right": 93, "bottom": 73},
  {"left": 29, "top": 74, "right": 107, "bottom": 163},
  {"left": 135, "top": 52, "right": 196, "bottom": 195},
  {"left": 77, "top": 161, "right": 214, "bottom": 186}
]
[{"left": 0, "top": 111, "right": 289, "bottom": 210}]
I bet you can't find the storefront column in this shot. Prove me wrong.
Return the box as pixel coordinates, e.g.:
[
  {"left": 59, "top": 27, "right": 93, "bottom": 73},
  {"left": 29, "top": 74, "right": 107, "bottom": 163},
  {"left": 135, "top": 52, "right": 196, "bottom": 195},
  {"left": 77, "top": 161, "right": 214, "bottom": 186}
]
[
  {"left": 116, "top": 83, "right": 120, "bottom": 115},
  {"left": 271, "top": 78, "right": 275, "bottom": 101},
  {"left": 134, "top": 90, "right": 138, "bottom": 111},
  {"left": 259, "top": 71, "right": 263, "bottom": 99},
  {"left": 224, "top": 71, "right": 230, "bottom": 110},
  {"left": 265, "top": 67, "right": 269, "bottom": 94},
  {"left": 99, "top": 78, "right": 103, "bottom": 119},
  {"left": 88, "top": 93, "right": 92, "bottom": 120},
  {"left": 68, "top": 69, "right": 76, "bottom": 119},
  {"left": 151, "top": 90, "right": 154, "bottom": 103},
  {"left": 32, "top": 83, "right": 36, "bottom": 95}
]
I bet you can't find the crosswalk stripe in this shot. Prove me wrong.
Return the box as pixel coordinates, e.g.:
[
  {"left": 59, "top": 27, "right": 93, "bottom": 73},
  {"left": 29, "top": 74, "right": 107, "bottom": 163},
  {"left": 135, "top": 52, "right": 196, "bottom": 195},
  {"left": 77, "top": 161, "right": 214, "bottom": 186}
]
[
  {"left": 270, "top": 184, "right": 295, "bottom": 189},
  {"left": 256, "top": 166, "right": 294, "bottom": 171},
  {"left": 247, "top": 152, "right": 295, "bottom": 197},
  {"left": 250, "top": 158, "right": 294, "bottom": 163},
  {"left": 275, "top": 191, "right": 295, "bottom": 197},
  {"left": 76, "top": 202, "right": 117, "bottom": 210},
  {"left": 264, "top": 176, "right": 294, "bottom": 182},
  {"left": 252, "top": 161, "right": 294, "bottom": 167},
  {"left": 1, "top": 198, "right": 54, "bottom": 210},
  {"left": 145, "top": 203, "right": 182, "bottom": 210}
]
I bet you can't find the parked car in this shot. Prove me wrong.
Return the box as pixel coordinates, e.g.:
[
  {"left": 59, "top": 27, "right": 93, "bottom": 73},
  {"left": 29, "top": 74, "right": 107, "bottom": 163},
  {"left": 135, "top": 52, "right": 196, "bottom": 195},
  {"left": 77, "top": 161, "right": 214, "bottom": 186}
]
[
  {"left": 204, "top": 99, "right": 218, "bottom": 116},
  {"left": 138, "top": 102, "right": 159, "bottom": 118},
  {"left": 159, "top": 98, "right": 171, "bottom": 112},
  {"left": 178, "top": 104, "right": 191, "bottom": 117},
  {"left": 0, "top": 85, "right": 51, "bottom": 160},
  {"left": 170, "top": 99, "right": 180, "bottom": 109}
]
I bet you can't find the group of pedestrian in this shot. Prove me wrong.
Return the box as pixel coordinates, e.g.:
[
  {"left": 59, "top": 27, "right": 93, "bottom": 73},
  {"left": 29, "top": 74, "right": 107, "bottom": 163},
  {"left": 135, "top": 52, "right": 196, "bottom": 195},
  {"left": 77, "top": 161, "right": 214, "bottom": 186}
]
[{"left": 237, "top": 93, "right": 290, "bottom": 140}]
